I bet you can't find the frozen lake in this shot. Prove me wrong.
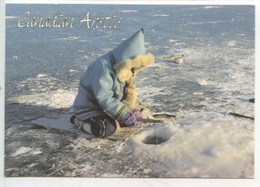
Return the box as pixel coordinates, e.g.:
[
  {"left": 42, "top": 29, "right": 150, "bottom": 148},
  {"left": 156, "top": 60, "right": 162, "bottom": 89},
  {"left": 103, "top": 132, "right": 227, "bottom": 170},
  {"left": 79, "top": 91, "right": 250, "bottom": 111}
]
[{"left": 5, "top": 4, "right": 255, "bottom": 178}]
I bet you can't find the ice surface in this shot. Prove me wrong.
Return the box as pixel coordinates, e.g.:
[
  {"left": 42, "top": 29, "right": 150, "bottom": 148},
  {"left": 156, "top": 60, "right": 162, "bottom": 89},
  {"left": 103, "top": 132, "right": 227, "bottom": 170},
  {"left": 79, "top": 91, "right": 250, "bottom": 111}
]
[{"left": 5, "top": 5, "right": 254, "bottom": 178}]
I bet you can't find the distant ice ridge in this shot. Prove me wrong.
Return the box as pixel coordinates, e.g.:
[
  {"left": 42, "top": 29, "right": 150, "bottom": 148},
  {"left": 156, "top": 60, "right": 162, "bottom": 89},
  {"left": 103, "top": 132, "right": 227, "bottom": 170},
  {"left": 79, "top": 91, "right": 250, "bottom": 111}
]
[
  {"left": 118, "top": 10, "right": 138, "bottom": 13},
  {"left": 152, "top": 14, "right": 169, "bottom": 17},
  {"left": 5, "top": 16, "right": 20, "bottom": 19},
  {"left": 59, "top": 36, "right": 80, "bottom": 40},
  {"left": 203, "top": 6, "right": 221, "bottom": 9}
]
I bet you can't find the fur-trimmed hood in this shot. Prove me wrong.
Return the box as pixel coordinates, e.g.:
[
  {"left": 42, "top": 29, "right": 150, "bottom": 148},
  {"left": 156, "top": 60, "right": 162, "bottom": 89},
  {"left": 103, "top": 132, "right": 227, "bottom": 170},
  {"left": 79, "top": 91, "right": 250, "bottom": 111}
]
[
  {"left": 111, "top": 28, "right": 155, "bottom": 82},
  {"left": 114, "top": 53, "right": 155, "bottom": 82}
]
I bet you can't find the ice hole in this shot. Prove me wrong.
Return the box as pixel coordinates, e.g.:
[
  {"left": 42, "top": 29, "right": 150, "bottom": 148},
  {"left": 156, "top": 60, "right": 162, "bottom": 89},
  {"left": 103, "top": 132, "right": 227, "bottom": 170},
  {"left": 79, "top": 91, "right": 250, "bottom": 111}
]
[
  {"left": 143, "top": 135, "right": 169, "bottom": 145},
  {"left": 142, "top": 130, "right": 171, "bottom": 145}
]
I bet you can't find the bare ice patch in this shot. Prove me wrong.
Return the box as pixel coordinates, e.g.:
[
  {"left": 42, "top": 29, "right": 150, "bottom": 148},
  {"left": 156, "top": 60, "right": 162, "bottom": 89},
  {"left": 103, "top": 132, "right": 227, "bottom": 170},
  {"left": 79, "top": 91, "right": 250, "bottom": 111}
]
[{"left": 7, "top": 89, "right": 76, "bottom": 110}]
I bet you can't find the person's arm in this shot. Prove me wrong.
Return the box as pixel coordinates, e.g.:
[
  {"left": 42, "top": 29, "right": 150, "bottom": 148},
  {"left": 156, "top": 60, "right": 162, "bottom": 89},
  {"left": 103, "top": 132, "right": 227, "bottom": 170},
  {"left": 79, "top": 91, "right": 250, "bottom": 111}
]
[
  {"left": 91, "top": 60, "right": 130, "bottom": 122},
  {"left": 91, "top": 60, "right": 142, "bottom": 126}
]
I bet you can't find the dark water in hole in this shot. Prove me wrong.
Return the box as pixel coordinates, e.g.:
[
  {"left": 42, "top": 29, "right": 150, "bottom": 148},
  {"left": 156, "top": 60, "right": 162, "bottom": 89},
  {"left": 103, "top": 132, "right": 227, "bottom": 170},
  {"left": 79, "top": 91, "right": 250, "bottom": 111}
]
[{"left": 143, "top": 135, "right": 169, "bottom": 145}]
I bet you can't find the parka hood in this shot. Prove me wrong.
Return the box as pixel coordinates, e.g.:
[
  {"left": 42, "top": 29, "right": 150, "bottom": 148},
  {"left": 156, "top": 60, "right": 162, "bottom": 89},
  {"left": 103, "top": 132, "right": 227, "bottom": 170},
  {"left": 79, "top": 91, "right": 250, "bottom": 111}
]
[
  {"left": 112, "top": 29, "right": 155, "bottom": 82},
  {"left": 112, "top": 28, "right": 146, "bottom": 65}
]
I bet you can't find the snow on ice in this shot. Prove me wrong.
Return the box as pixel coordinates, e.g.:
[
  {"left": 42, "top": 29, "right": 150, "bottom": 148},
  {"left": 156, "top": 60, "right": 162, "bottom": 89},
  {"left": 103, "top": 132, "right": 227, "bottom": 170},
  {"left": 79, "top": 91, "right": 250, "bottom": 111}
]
[{"left": 126, "top": 112, "right": 254, "bottom": 178}]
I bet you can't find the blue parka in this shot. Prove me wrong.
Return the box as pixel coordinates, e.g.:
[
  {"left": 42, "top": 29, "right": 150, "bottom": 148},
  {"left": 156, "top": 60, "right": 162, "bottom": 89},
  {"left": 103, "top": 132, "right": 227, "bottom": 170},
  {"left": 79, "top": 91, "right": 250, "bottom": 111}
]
[{"left": 72, "top": 29, "right": 151, "bottom": 122}]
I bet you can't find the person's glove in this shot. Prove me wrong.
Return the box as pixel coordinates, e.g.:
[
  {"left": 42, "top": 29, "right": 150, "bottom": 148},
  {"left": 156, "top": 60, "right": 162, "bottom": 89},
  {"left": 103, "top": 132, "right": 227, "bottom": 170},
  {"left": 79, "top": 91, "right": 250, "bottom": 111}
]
[{"left": 122, "top": 109, "right": 143, "bottom": 127}]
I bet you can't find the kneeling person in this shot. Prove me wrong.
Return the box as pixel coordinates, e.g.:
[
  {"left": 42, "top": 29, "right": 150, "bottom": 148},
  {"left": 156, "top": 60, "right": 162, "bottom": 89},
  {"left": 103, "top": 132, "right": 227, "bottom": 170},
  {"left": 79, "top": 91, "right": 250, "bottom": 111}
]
[{"left": 70, "top": 29, "right": 155, "bottom": 137}]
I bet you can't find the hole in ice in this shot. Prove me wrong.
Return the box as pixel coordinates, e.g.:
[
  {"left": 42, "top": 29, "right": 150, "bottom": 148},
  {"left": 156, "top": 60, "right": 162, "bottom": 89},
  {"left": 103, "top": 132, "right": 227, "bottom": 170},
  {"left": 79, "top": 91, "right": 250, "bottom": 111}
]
[
  {"left": 134, "top": 126, "right": 173, "bottom": 146},
  {"left": 142, "top": 131, "right": 171, "bottom": 145},
  {"left": 143, "top": 135, "right": 169, "bottom": 145}
]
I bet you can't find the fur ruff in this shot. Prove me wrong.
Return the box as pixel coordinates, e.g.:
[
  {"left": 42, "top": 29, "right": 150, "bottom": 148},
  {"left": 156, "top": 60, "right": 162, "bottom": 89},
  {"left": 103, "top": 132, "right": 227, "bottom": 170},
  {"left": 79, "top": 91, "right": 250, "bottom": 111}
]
[
  {"left": 114, "top": 53, "right": 155, "bottom": 83},
  {"left": 121, "top": 78, "right": 137, "bottom": 109},
  {"left": 115, "top": 53, "right": 155, "bottom": 109}
]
